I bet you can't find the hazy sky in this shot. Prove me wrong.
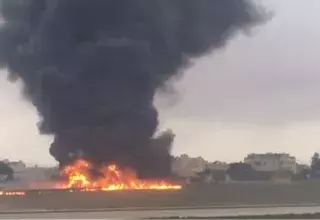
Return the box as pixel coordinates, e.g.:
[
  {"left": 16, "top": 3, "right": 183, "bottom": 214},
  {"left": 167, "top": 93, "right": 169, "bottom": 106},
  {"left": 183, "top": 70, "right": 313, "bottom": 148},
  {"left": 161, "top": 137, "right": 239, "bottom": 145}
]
[{"left": 0, "top": 0, "right": 319, "bottom": 166}]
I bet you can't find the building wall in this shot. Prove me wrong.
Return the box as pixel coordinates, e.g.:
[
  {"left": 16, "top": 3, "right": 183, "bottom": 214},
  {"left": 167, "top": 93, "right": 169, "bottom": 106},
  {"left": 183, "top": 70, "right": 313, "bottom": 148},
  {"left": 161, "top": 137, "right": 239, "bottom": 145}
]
[
  {"left": 244, "top": 153, "right": 297, "bottom": 173},
  {"left": 8, "top": 161, "right": 26, "bottom": 173},
  {"left": 206, "top": 161, "right": 229, "bottom": 171},
  {"left": 172, "top": 154, "right": 207, "bottom": 177}
]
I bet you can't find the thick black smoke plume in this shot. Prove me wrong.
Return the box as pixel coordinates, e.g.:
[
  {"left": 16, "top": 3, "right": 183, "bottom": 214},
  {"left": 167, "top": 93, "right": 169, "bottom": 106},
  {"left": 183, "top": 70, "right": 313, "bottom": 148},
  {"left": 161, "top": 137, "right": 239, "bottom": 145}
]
[{"left": 0, "top": 0, "right": 267, "bottom": 178}]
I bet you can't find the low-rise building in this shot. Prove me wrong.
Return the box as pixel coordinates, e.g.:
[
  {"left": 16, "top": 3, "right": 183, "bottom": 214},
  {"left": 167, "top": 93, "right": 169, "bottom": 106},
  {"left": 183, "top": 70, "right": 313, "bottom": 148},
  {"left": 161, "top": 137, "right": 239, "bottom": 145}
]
[
  {"left": 172, "top": 154, "right": 207, "bottom": 177},
  {"left": 244, "top": 153, "right": 297, "bottom": 173},
  {"left": 206, "top": 161, "right": 229, "bottom": 171},
  {"left": 7, "top": 161, "right": 26, "bottom": 173}
]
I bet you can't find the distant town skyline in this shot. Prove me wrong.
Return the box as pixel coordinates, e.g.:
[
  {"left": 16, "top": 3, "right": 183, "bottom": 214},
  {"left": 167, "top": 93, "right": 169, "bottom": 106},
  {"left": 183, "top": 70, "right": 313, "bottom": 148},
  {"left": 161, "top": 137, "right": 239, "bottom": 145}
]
[{"left": 1, "top": 0, "right": 320, "bottom": 166}]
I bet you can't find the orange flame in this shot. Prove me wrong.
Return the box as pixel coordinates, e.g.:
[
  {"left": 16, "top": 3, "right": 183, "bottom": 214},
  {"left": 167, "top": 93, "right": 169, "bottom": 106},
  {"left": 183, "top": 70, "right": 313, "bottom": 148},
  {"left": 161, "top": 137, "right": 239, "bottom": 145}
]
[
  {"left": 0, "top": 191, "right": 26, "bottom": 196},
  {"left": 58, "top": 159, "right": 182, "bottom": 191}
]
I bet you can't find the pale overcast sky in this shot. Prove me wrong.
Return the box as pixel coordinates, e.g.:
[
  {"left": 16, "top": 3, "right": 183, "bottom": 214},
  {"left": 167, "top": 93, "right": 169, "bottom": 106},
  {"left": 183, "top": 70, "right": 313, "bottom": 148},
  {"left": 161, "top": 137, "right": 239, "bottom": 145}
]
[{"left": 0, "top": 0, "right": 319, "bottom": 166}]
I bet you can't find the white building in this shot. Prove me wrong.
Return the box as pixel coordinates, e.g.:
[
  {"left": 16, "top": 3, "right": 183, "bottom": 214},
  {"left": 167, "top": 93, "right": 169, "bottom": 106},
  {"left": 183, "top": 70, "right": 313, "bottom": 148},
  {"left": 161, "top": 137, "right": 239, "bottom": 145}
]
[
  {"left": 244, "top": 153, "right": 297, "bottom": 173},
  {"left": 3, "top": 160, "right": 26, "bottom": 173},
  {"left": 206, "top": 161, "right": 229, "bottom": 171},
  {"left": 172, "top": 154, "right": 207, "bottom": 177}
]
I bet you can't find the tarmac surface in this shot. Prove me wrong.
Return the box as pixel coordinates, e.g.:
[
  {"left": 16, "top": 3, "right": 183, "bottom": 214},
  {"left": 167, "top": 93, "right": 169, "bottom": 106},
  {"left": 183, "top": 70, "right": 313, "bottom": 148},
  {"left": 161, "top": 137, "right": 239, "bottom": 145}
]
[
  {"left": 4, "top": 182, "right": 320, "bottom": 210},
  {"left": 2, "top": 182, "right": 320, "bottom": 218},
  {"left": 1, "top": 205, "right": 320, "bottom": 219}
]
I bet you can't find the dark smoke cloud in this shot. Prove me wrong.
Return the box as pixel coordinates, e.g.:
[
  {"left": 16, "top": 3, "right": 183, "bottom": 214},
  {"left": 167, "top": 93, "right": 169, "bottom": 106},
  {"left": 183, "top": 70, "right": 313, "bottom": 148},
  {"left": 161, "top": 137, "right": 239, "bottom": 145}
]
[{"left": 0, "top": 0, "right": 267, "bottom": 178}]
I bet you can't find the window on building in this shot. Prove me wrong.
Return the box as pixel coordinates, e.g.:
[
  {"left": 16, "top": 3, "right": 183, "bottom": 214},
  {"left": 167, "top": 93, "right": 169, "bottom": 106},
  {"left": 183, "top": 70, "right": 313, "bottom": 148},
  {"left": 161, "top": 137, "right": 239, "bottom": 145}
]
[{"left": 254, "top": 161, "right": 261, "bottom": 166}]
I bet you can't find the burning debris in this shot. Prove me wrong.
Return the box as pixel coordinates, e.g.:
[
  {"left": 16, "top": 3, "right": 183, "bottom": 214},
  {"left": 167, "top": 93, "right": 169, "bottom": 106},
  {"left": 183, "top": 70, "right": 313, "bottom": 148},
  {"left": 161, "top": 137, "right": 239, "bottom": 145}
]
[
  {"left": 0, "top": 0, "right": 268, "bottom": 182},
  {"left": 57, "top": 159, "right": 181, "bottom": 191}
]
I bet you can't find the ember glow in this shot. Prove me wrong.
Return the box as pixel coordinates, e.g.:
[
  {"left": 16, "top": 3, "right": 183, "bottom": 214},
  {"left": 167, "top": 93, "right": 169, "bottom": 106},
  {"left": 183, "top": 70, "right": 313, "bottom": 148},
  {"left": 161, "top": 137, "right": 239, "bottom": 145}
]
[
  {"left": 0, "top": 191, "right": 26, "bottom": 196},
  {"left": 58, "top": 159, "right": 182, "bottom": 191}
]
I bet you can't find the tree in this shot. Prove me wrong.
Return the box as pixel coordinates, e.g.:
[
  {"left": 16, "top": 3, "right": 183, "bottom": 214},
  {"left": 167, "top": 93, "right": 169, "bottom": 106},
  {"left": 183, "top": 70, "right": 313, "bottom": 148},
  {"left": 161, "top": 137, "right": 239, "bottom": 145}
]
[
  {"left": 0, "top": 162, "right": 13, "bottom": 181},
  {"left": 311, "top": 152, "right": 320, "bottom": 178},
  {"left": 311, "top": 152, "right": 319, "bottom": 168},
  {"left": 227, "top": 163, "right": 272, "bottom": 181}
]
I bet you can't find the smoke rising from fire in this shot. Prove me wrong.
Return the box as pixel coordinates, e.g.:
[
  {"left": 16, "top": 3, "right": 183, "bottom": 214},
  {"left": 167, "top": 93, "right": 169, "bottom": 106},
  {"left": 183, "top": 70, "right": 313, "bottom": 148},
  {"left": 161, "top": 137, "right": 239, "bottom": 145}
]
[{"left": 0, "top": 0, "right": 268, "bottom": 178}]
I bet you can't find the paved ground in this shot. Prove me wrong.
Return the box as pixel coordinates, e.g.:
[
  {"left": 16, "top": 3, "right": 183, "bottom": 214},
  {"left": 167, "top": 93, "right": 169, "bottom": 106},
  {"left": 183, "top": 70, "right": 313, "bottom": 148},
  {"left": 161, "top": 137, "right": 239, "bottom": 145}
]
[
  {"left": 1, "top": 205, "right": 320, "bottom": 219},
  {"left": 2, "top": 183, "right": 320, "bottom": 218},
  {"left": 4, "top": 182, "right": 320, "bottom": 210}
]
